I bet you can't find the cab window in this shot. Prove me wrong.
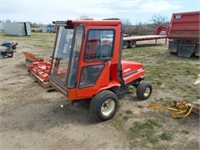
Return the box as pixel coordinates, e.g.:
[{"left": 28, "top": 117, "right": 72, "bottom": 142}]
[{"left": 84, "top": 30, "right": 114, "bottom": 62}]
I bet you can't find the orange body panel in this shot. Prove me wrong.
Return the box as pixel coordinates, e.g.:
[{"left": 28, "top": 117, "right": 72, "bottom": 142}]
[{"left": 121, "top": 60, "right": 144, "bottom": 84}]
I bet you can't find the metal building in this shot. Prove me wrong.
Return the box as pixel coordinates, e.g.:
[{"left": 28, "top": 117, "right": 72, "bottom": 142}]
[
  {"left": 0, "top": 23, "right": 3, "bottom": 30},
  {"left": 3, "top": 22, "right": 31, "bottom": 36}
]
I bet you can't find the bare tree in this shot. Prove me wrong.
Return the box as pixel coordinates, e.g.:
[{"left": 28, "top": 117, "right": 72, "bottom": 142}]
[
  {"left": 151, "top": 14, "right": 169, "bottom": 26},
  {"left": 122, "top": 15, "right": 169, "bottom": 36},
  {"left": 122, "top": 19, "right": 134, "bottom": 36}
]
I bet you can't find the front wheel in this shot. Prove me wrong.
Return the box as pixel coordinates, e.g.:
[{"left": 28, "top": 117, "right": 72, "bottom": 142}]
[
  {"left": 123, "top": 41, "right": 128, "bottom": 49},
  {"left": 136, "top": 82, "right": 152, "bottom": 100},
  {"left": 90, "top": 90, "right": 119, "bottom": 121}
]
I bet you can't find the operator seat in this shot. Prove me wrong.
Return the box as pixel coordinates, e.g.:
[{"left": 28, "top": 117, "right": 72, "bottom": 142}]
[{"left": 96, "top": 44, "right": 112, "bottom": 59}]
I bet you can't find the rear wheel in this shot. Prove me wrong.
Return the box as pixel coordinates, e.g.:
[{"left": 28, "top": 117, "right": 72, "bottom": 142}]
[
  {"left": 136, "top": 82, "right": 152, "bottom": 100},
  {"left": 90, "top": 90, "right": 119, "bottom": 121},
  {"left": 128, "top": 41, "right": 136, "bottom": 48}
]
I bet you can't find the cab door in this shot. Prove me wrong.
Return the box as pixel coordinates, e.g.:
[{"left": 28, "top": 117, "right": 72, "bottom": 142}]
[{"left": 77, "top": 27, "right": 115, "bottom": 98}]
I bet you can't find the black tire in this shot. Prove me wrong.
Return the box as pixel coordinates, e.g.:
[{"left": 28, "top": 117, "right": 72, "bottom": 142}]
[
  {"left": 170, "top": 51, "right": 177, "bottom": 55},
  {"left": 90, "top": 90, "right": 119, "bottom": 121},
  {"left": 128, "top": 41, "right": 136, "bottom": 48},
  {"left": 136, "top": 82, "right": 152, "bottom": 100},
  {"left": 123, "top": 41, "right": 128, "bottom": 49}
]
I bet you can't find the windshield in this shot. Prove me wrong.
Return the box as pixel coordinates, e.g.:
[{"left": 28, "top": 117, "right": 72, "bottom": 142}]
[
  {"left": 51, "top": 26, "right": 74, "bottom": 84},
  {"left": 67, "top": 25, "right": 84, "bottom": 88},
  {"left": 51, "top": 25, "right": 84, "bottom": 87}
]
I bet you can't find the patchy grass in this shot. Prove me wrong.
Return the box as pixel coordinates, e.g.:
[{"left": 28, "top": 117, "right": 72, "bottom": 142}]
[
  {"left": 118, "top": 110, "right": 134, "bottom": 122},
  {"left": 125, "top": 110, "right": 133, "bottom": 115},
  {"left": 133, "top": 119, "right": 159, "bottom": 129},
  {"left": 154, "top": 145, "right": 169, "bottom": 150},
  {"left": 181, "top": 130, "right": 190, "bottom": 135},
  {"left": 155, "top": 98, "right": 172, "bottom": 106},
  {"left": 159, "top": 132, "right": 173, "bottom": 141},
  {"left": 128, "top": 119, "right": 160, "bottom": 144},
  {"left": 112, "top": 113, "right": 124, "bottom": 131},
  {"left": 0, "top": 32, "right": 56, "bottom": 58},
  {"left": 118, "top": 42, "right": 199, "bottom": 149},
  {"left": 122, "top": 116, "right": 129, "bottom": 121},
  {"left": 127, "top": 119, "right": 173, "bottom": 149}
]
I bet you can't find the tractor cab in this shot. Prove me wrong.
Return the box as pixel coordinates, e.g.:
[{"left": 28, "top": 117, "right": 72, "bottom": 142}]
[{"left": 49, "top": 20, "right": 152, "bottom": 121}]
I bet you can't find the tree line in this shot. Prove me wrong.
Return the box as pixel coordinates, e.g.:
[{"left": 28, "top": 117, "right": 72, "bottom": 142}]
[{"left": 123, "top": 15, "right": 169, "bottom": 35}]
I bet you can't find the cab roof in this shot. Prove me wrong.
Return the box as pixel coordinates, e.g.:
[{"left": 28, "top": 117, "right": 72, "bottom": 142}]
[{"left": 53, "top": 20, "right": 122, "bottom": 26}]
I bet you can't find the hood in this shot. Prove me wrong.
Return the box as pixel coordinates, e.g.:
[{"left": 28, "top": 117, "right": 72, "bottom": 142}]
[{"left": 121, "top": 60, "right": 143, "bottom": 77}]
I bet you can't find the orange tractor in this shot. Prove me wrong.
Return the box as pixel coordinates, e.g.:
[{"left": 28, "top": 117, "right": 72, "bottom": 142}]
[{"left": 49, "top": 20, "right": 152, "bottom": 121}]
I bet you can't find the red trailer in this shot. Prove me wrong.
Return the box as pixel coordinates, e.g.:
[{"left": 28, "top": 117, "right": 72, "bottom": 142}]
[{"left": 168, "top": 11, "right": 200, "bottom": 57}]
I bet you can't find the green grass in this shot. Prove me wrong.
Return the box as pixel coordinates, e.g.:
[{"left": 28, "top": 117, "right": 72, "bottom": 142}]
[
  {"left": 133, "top": 119, "right": 159, "bottom": 129},
  {"left": 122, "top": 45, "right": 199, "bottom": 101}
]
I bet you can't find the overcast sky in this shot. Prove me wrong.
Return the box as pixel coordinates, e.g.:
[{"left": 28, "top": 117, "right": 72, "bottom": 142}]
[{"left": 1, "top": 0, "right": 199, "bottom": 24}]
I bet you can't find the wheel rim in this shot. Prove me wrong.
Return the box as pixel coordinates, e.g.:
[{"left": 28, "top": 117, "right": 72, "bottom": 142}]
[
  {"left": 144, "top": 87, "right": 151, "bottom": 97},
  {"left": 101, "top": 99, "right": 115, "bottom": 117}
]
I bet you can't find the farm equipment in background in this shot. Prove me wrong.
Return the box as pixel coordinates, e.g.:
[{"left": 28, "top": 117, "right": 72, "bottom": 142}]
[
  {"left": 48, "top": 20, "right": 152, "bottom": 121},
  {"left": 123, "top": 25, "right": 168, "bottom": 48},
  {"left": 0, "top": 42, "right": 18, "bottom": 59},
  {"left": 168, "top": 11, "right": 200, "bottom": 57},
  {"left": 44, "top": 24, "right": 56, "bottom": 33}
]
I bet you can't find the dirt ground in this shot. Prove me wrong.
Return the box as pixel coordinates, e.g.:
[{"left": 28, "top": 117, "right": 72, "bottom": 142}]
[{"left": 0, "top": 32, "right": 199, "bottom": 150}]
